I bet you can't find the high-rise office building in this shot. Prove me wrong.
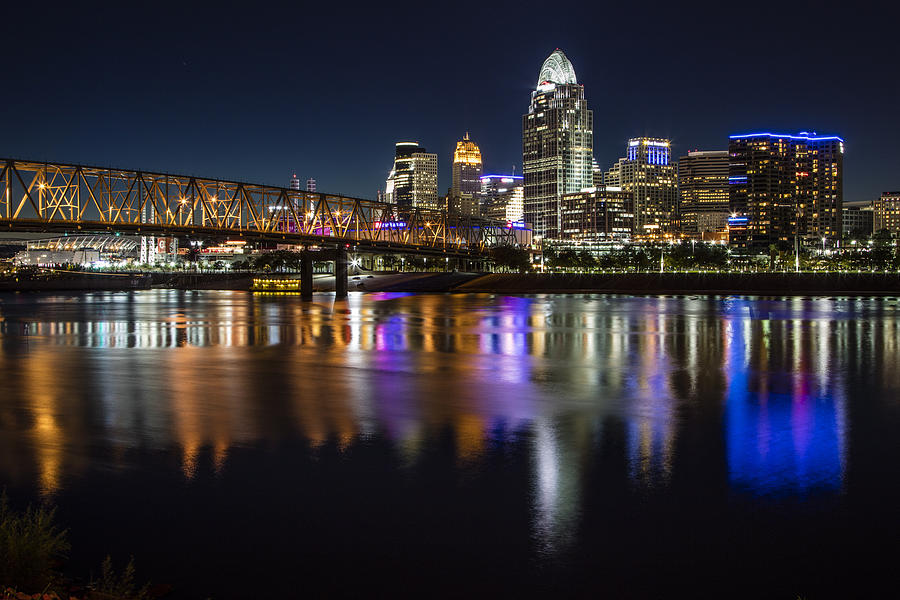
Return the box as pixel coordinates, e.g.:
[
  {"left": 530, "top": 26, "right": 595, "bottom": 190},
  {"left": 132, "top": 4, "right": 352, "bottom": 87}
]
[
  {"left": 677, "top": 150, "right": 730, "bottom": 238},
  {"left": 560, "top": 186, "right": 633, "bottom": 242},
  {"left": 384, "top": 142, "right": 439, "bottom": 211},
  {"left": 873, "top": 192, "right": 900, "bottom": 234},
  {"left": 729, "top": 132, "right": 843, "bottom": 248},
  {"left": 605, "top": 138, "right": 678, "bottom": 239},
  {"left": 447, "top": 134, "right": 483, "bottom": 217},
  {"left": 523, "top": 49, "right": 593, "bottom": 238},
  {"left": 480, "top": 175, "right": 524, "bottom": 222},
  {"left": 451, "top": 133, "right": 483, "bottom": 196},
  {"left": 306, "top": 178, "right": 316, "bottom": 193},
  {"left": 290, "top": 173, "right": 301, "bottom": 191}
]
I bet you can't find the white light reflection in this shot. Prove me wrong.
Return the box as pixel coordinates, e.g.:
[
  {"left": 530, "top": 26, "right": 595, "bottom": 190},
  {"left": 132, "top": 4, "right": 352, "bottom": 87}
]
[{"left": 531, "top": 418, "right": 581, "bottom": 555}]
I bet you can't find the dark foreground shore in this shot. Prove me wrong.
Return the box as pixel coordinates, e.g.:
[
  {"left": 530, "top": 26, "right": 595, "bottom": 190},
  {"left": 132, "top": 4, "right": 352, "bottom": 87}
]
[{"left": 2, "top": 271, "right": 899, "bottom": 295}]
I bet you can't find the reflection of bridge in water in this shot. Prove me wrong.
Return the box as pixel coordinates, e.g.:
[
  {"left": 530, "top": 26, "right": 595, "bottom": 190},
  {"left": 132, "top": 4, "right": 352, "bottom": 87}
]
[{"left": 1, "top": 158, "right": 531, "bottom": 295}]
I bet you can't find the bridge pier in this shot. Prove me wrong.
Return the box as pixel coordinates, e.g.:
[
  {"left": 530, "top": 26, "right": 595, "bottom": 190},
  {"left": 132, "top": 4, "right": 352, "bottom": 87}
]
[
  {"left": 300, "top": 252, "right": 313, "bottom": 300},
  {"left": 334, "top": 247, "right": 348, "bottom": 298}
]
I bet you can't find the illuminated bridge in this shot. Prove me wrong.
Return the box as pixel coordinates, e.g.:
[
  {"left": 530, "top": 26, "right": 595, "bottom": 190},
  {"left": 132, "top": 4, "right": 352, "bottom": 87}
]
[
  {"left": 1, "top": 158, "right": 531, "bottom": 295},
  {"left": 0, "top": 158, "right": 528, "bottom": 253}
]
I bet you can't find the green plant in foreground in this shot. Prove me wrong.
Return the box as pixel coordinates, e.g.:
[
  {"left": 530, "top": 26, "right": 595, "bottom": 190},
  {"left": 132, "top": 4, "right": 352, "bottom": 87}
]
[
  {"left": 92, "top": 555, "right": 151, "bottom": 600},
  {"left": 0, "top": 491, "right": 70, "bottom": 592}
]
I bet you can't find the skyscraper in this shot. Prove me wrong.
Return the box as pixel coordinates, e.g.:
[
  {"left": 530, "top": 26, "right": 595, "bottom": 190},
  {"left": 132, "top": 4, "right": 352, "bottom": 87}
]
[
  {"left": 447, "top": 134, "right": 483, "bottom": 217},
  {"left": 677, "top": 150, "right": 730, "bottom": 239},
  {"left": 729, "top": 132, "right": 843, "bottom": 248},
  {"left": 290, "top": 173, "right": 301, "bottom": 191},
  {"left": 384, "top": 142, "right": 439, "bottom": 211},
  {"left": 306, "top": 178, "right": 316, "bottom": 193},
  {"left": 451, "top": 133, "right": 483, "bottom": 196},
  {"left": 523, "top": 49, "right": 593, "bottom": 238},
  {"left": 605, "top": 138, "right": 678, "bottom": 240}
]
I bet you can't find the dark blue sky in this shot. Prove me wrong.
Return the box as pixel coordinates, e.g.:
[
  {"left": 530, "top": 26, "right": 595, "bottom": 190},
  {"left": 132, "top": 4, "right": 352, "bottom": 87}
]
[{"left": 1, "top": 1, "right": 895, "bottom": 202}]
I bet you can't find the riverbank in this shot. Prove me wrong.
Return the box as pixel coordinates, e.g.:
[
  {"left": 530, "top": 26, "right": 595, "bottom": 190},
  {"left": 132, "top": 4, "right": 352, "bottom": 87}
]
[
  {"left": 0, "top": 272, "right": 151, "bottom": 291},
  {"left": 313, "top": 271, "right": 900, "bottom": 295},
  {"left": 2, "top": 271, "right": 899, "bottom": 295},
  {"left": 452, "top": 272, "right": 900, "bottom": 295}
]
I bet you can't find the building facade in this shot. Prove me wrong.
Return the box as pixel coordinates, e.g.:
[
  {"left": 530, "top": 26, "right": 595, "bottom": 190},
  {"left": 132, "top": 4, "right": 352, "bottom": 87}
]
[
  {"left": 560, "top": 186, "right": 633, "bottom": 242},
  {"left": 605, "top": 138, "right": 678, "bottom": 240},
  {"left": 728, "top": 132, "right": 843, "bottom": 248},
  {"left": 306, "top": 178, "right": 316, "bottom": 193},
  {"left": 873, "top": 192, "right": 900, "bottom": 234},
  {"left": 448, "top": 193, "right": 481, "bottom": 218},
  {"left": 480, "top": 175, "right": 524, "bottom": 222},
  {"left": 523, "top": 49, "right": 593, "bottom": 239},
  {"left": 677, "top": 150, "right": 730, "bottom": 238},
  {"left": 842, "top": 203, "right": 875, "bottom": 237},
  {"left": 384, "top": 142, "right": 440, "bottom": 211}
]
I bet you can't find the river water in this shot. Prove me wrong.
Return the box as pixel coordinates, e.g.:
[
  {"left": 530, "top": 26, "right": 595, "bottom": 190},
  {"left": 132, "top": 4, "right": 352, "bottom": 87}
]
[{"left": 0, "top": 291, "right": 898, "bottom": 597}]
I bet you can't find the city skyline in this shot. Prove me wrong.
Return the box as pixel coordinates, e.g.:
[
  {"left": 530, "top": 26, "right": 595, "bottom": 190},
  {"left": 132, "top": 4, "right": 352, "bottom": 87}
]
[{"left": 0, "top": 3, "right": 895, "bottom": 204}]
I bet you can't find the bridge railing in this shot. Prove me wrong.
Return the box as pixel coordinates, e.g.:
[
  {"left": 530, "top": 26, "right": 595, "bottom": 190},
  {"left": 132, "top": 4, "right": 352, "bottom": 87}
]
[{"left": 1, "top": 159, "right": 528, "bottom": 252}]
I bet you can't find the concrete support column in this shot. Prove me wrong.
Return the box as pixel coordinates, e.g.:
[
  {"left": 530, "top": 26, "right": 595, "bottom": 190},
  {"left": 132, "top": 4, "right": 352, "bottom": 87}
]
[
  {"left": 300, "top": 252, "right": 313, "bottom": 300},
  {"left": 334, "top": 247, "right": 348, "bottom": 298}
]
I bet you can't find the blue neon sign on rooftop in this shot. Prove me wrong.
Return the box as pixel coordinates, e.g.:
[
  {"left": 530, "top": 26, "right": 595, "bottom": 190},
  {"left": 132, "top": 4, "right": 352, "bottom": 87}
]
[{"left": 729, "top": 132, "right": 844, "bottom": 142}]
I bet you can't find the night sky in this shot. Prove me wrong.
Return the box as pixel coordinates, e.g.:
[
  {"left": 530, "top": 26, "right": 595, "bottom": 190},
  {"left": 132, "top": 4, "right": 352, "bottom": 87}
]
[{"left": 1, "top": 2, "right": 895, "bottom": 203}]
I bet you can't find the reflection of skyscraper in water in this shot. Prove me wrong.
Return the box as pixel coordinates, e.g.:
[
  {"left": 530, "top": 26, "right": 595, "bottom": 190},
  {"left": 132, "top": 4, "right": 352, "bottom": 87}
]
[
  {"left": 623, "top": 304, "right": 677, "bottom": 485},
  {"left": 532, "top": 417, "right": 585, "bottom": 554},
  {"left": 724, "top": 305, "right": 847, "bottom": 494}
]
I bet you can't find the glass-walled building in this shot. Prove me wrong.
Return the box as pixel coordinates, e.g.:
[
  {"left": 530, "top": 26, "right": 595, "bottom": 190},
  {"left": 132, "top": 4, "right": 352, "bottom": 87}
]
[
  {"left": 523, "top": 49, "right": 593, "bottom": 239},
  {"left": 842, "top": 202, "right": 874, "bottom": 237}
]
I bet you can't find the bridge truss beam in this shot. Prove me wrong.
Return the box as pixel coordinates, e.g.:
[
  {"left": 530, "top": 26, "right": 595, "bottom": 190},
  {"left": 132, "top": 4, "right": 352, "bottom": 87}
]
[{"left": 0, "top": 159, "right": 525, "bottom": 257}]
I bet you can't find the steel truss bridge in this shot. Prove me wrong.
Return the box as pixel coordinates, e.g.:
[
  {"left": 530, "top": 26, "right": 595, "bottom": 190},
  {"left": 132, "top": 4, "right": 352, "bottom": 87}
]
[{"left": 0, "top": 159, "right": 527, "bottom": 258}]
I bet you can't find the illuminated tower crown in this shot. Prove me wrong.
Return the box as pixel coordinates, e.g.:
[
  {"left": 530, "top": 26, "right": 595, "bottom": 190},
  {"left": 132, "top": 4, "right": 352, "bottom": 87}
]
[{"left": 537, "top": 49, "right": 577, "bottom": 87}]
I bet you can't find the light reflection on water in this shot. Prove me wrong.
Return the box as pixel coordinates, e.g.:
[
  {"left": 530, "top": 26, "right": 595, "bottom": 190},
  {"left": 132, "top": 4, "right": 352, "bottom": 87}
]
[{"left": 0, "top": 290, "right": 898, "bottom": 564}]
